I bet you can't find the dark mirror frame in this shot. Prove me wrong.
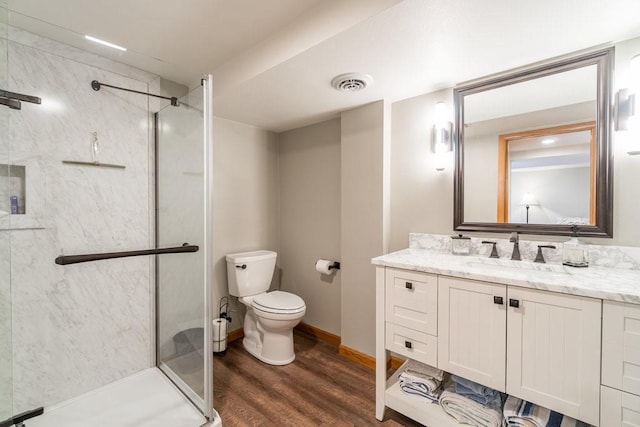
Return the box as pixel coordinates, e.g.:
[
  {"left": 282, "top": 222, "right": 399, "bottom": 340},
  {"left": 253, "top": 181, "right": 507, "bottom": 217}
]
[{"left": 453, "top": 47, "right": 614, "bottom": 237}]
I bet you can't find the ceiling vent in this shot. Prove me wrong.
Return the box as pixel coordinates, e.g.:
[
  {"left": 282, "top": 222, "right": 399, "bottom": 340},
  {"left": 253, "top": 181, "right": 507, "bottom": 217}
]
[{"left": 331, "top": 73, "right": 373, "bottom": 92}]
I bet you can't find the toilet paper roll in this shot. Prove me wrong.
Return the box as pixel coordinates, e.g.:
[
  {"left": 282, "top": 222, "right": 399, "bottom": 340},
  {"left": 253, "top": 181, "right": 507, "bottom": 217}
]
[
  {"left": 315, "top": 259, "right": 333, "bottom": 274},
  {"left": 212, "top": 318, "right": 227, "bottom": 353}
]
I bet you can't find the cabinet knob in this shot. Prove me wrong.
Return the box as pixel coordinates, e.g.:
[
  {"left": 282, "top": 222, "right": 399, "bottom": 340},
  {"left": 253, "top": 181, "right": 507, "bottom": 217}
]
[
  {"left": 509, "top": 298, "right": 520, "bottom": 308},
  {"left": 493, "top": 296, "right": 504, "bottom": 305},
  {"left": 404, "top": 340, "right": 412, "bottom": 349},
  {"left": 405, "top": 282, "right": 413, "bottom": 290}
]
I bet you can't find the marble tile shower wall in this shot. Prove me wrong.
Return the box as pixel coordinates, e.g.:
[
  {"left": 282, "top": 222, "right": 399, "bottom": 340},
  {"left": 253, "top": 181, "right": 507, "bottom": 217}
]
[
  {"left": 409, "top": 233, "right": 640, "bottom": 270},
  {"left": 4, "top": 29, "right": 160, "bottom": 412}
]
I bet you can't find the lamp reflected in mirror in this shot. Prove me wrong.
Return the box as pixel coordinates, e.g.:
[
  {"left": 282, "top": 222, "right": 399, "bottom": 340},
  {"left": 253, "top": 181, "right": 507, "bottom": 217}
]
[{"left": 520, "top": 192, "right": 539, "bottom": 224}]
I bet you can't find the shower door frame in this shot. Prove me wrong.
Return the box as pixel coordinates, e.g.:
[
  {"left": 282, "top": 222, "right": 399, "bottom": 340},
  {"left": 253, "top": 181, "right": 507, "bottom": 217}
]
[{"left": 154, "top": 74, "right": 214, "bottom": 421}]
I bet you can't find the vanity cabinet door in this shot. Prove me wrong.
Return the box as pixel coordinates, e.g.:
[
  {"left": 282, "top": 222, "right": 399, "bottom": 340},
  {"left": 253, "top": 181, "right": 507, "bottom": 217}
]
[
  {"left": 602, "top": 301, "right": 640, "bottom": 396},
  {"left": 600, "top": 385, "right": 640, "bottom": 427},
  {"left": 506, "top": 287, "right": 601, "bottom": 426},
  {"left": 438, "top": 276, "right": 507, "bottom": 392}
]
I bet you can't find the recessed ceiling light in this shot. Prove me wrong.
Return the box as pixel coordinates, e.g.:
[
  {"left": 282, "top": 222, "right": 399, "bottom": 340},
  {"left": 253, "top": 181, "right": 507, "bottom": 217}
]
[
  {"left": 541, "top": 138, "right": 555, "bottom": 145},
  {"left": 84, "top": 35, "right": 127, "bottom": 51}
]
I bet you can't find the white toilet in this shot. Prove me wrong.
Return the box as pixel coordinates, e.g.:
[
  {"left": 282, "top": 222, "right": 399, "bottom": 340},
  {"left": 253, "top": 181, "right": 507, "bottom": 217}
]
[{"left": 226, "top": 250, "right": 306, "bottom": 365}]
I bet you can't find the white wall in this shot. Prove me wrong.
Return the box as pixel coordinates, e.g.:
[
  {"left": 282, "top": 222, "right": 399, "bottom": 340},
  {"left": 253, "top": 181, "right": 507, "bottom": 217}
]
[
  {"left": 610, "top": 36, "right": 640, "bottom": 247},
  {"left": 389, "top": 89, "right": 454, "bottom": 252},
  {"left": 278, "top": 119, "right": 342, "bottom": 335},
  {"left": 509, "top": 167, "right": 590, "bottom": 224},
  {"left": 340, "top": 101, "right": 390, "bottom": 356},
  {"left": 212, "top": 118, "right": 280, "bottom": 332}
]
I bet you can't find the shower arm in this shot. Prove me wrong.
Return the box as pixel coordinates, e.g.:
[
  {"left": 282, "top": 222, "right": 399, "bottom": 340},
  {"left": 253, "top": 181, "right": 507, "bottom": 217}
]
[
  {"left": 55, "top": 243, "right": 199, "bottom": 265},
  {"left": 91, "top": 80, "right": 179, "bottom": 106}
]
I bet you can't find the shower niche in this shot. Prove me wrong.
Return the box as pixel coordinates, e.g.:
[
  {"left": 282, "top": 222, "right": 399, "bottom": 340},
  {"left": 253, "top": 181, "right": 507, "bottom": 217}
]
[
  {"left": 0, "top": 163, "right": 25, "bottom": 214},
  {"left": 0, "top": 152, "right": 44, "bottom": 229}
]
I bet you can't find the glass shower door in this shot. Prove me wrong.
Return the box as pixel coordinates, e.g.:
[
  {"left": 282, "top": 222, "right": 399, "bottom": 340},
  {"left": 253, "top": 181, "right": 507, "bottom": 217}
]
[
  {"left": 156, "top": 77, "right": 213, "bottom": 419},
  {"left": 0, "top": 0, "right": 13, "bottom": 420}
]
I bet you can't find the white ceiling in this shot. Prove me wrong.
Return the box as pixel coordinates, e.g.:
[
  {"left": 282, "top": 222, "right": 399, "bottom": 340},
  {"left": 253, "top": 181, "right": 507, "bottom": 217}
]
[{"left": 7, "top": 0, "right": 640, "bottom": 132}]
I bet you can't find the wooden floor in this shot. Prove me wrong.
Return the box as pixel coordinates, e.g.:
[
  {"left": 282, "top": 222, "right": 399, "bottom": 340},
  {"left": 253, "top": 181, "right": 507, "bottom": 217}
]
[{"left": 213, "top": 330, "right": 424, "bottom": 427}]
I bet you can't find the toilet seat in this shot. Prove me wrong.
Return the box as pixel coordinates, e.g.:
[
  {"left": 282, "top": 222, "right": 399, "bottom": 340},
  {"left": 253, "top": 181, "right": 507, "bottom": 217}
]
[{"left": 252, "top": 291, "right": 305, "bottom": 315}]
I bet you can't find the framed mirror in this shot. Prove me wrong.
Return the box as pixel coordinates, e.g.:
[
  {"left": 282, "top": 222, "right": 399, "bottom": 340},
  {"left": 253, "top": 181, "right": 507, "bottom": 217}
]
[{"left": 453, "top": 47, "right": 614, "bottom": 237}]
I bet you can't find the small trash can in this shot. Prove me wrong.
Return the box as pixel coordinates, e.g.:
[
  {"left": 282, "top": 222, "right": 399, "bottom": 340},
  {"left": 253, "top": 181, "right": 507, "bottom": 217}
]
[{"left": 173, "top": 327, "right": 204, "bottom": 356}]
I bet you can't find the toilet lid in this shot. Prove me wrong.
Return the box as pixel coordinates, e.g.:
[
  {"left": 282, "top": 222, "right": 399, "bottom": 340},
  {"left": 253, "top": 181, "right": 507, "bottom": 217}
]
[{"left": 252, "top": 291, "right": 305, "bottom": 314}]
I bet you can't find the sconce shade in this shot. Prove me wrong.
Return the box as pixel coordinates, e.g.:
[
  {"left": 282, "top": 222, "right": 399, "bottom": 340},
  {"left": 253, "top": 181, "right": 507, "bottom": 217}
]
[
  {"left": 431, "top": 122, "right": 453, "bottom": 153},
  {"left": 431, "top": 102, "right": 453, "bottom": 153},
  {"left": 616, "top": 54, "right": 639, "bottom": 132},
  {"left": 520, "top": 192, "right": 539, "bottom": 207}
]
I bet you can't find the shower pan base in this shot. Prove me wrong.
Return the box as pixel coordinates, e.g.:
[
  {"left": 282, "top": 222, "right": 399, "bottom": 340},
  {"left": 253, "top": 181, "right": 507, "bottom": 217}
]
[{"left": 26, "top": 368, "right": 220, "bottom": 427}]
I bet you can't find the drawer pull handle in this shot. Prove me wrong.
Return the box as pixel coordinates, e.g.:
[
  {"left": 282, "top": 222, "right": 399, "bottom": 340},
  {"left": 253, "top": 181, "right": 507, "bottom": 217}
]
[
  {"left": 493, "top": 296, "right": 503, "bottom": 305},
  {"left": 405, "top": 282, "right": 413, "bottom": 290},
  {"left": 404, "top": 340, "right": 412, "bottom": 349},
  {"left": 509, "top": 299, "right": 520, "bottom": 308}
]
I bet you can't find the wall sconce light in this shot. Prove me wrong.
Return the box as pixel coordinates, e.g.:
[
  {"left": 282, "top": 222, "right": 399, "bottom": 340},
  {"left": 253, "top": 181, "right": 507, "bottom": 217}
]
[
  {"left": 431, "top": 102, "right": 453, "bottom": 171},
  {"left": 615, "top": 53, "right": 639, "bottom": 154},
  {"left": 520, "top": 192, "right": 539, "bottom": 224}
]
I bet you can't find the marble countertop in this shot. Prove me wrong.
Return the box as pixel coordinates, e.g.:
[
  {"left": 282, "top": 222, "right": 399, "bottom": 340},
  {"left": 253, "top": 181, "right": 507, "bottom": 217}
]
[{"left": 372, "top": 248, "right": 640, "bottom": 304}]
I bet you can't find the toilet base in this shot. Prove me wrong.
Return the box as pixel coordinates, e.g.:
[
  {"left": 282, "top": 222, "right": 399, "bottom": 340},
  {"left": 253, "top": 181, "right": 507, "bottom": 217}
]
[{"left": 242, "top": 337, "right": 295, "bottom": 366}]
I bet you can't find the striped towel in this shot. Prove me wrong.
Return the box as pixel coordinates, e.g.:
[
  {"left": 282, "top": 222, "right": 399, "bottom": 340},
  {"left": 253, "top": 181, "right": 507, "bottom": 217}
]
[
  {"left": 503, "top": 395, "right": 592, "bottom": 427},
  {"left": 397, "top": 360, "right": 444, "bottom": 402},
  {"left": 403, "top": 359, "right": 445, "bottom": 381},
  {"left": 398, "top": 371, "right": 441, "bottom": 394},
  {"left": 439, "top": 382, "right": 503, "bottom": 427},
  {"left": 399, "top": 381, "right": 442, "bottom": 402}
]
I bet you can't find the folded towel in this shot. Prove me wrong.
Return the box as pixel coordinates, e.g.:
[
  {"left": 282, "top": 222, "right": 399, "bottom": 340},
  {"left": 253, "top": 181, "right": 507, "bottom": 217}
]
[
  {"left": 439, "top": 383, "right": 503, "bottom": 427},
  {"left": 451, "top": 375, "right": 495, "bottom": 396},
  {"left": 399, "top": 381, "right": 442, "bottom": 402},
  {"left": 403, "top": 359, "right": 444, "bottom": 382},
  {"left": 398, "top": 371, "right": 441, "bottom": 394},
  {"left": 451, "top": 375, "right": 501, "bottom": 405},
  {"left": 503, "top": 395, "right": 592, "bottom": 427}
]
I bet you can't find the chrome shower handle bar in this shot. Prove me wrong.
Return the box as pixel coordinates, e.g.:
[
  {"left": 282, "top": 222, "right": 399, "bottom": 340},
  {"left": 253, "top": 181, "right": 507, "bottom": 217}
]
[{"left": 55, "top": 243, "right": 199, "bottom": 265}]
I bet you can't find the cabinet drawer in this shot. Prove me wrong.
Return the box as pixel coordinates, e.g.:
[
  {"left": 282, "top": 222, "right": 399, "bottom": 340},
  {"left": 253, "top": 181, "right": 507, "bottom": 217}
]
[
  {"left": 385, "top": 268, "right": 437, "bottom": 335},
  {"left": 385, "top": 322, "right": 437, "bottom": 366},
  {"left": 600, "top": 385, "right": 640, "bottom": 427},
  {"left": 602, "top": 301, "right": 640, "bottom": 396}
]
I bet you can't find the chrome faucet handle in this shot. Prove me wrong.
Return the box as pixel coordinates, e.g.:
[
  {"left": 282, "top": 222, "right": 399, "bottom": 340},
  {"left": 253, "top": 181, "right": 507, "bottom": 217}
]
[
  {"left": 481, "top": 241, "right": 499, "bottom": 258},
  {"left": 509, "top": 232, "right": 519, "bottom": 243},
  {"left": 534, "top": 245, "right": 557, "bottom": 263}
]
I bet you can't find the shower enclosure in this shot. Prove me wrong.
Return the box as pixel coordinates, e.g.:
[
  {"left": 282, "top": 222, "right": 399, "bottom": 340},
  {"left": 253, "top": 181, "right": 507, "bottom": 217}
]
[{"left": 0, "top": 3, "right": 215, "bottom": 426}]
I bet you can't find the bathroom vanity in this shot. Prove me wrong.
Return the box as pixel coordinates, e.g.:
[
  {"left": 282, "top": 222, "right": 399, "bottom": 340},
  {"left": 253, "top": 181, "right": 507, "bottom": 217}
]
[{"left": 373, "top": 234, "right": 640, "bottom": 426}]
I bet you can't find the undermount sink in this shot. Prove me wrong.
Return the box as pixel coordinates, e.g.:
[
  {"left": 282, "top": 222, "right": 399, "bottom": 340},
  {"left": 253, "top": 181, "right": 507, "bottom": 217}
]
[{"left": 465, "top": 258, "right": 572, "bottom": 275}]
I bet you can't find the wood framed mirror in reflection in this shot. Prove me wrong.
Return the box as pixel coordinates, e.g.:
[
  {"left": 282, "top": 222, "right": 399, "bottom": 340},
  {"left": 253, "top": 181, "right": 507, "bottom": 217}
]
[{"left": 454, "top": 47, "right": 613, "bottom": 237}]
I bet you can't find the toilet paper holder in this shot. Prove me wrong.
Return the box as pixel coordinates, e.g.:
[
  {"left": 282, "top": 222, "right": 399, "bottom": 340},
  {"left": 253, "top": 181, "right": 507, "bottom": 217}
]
[{"left": 315, "top": 259, "right": 341, "bottom": 274}]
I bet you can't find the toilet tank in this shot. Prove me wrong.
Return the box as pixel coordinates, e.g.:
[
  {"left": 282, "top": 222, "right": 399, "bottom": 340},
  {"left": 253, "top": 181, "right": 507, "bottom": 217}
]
[{"left": 226, "top": 250, "right": 277, "bottom": 297}]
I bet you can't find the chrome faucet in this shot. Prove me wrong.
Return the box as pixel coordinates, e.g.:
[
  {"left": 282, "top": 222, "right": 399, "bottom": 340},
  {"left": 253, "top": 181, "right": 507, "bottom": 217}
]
[{"left": 509, "top": 232, "right": 521, "bottom": 261}]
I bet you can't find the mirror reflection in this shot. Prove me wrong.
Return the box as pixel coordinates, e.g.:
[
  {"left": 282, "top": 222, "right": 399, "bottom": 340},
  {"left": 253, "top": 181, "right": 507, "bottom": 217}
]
[{"left": 454, "top": 48, "right": 613, "bottom": 237}]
